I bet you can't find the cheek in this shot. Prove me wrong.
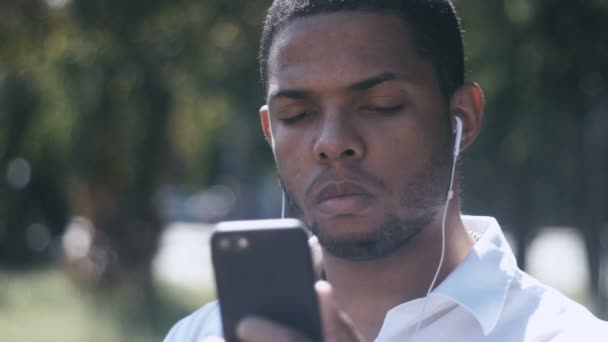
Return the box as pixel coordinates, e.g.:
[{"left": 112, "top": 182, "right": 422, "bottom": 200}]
[
  {"left": 361, "top": 119, "right": 436, "bottom": 184},
  {"left": 276, "top": 153, "right": 305, "bottom": 183},
  {"left": 274, "top": 133, "right": 313, "bottom": 198}
]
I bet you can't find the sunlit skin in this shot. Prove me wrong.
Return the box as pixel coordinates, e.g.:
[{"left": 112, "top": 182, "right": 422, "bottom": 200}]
[{"left": 249, "top": 12, "right": 485, "bottom": 341}]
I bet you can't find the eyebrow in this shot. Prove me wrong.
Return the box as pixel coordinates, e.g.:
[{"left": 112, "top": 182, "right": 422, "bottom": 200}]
[
  {"left": 269, "top": 71, "right": 409, "bottom": 101},
  {"left": 348, "top": 71, "right": 405, "bottom": 91},
  {"left": 270, "top": 89, "right": 311, "bottom": 100}
]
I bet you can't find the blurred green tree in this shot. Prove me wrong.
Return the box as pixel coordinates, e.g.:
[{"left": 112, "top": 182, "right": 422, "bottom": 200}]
[
  {"left": 0, "top": 3, "right": 71, "bottom": 266},
  {"left": 0, "top": 0, "right": 272, "bottom": 285}
]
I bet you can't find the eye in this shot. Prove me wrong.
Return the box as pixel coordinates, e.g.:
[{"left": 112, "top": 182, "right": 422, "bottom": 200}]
[{"left": 279, "top": 111, "right": 309, "bottom": 124}]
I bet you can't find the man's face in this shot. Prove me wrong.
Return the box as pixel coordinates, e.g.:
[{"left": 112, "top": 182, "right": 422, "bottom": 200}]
[{"left": 264, "top": 12, "right": 453, "bottom": 260}]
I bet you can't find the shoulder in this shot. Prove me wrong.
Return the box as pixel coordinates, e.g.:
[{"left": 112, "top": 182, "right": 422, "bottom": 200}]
[
  {"left": 502, "top": 270, "right": 608, "bottom": 341},
  {"left": 163, "top": 301, "right": 223, "bottom": 342}
]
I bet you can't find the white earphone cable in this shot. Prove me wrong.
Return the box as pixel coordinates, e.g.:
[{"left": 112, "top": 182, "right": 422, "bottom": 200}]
[{"left": 412, "top": 117, "right": 461, "bottom": 338}]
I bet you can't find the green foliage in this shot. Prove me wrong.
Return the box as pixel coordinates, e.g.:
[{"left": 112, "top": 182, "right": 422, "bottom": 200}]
[
  {"left": 0, "top": 268, "right": 214, "bottom": 341},
  {"left": 457, "top": 0, "right": 608, "bottom": 227},
  {"left": 0, "top": 0, "right": 272, "bottom": 267}
]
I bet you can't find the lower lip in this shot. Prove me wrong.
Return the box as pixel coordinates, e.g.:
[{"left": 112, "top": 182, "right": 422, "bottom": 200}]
[{"left": 318, "top": 195, "right": 372, "bottom": 216}]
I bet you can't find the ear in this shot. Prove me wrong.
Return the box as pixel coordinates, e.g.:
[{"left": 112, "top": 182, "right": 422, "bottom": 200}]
[
  {"left": 449, "top": 82, "right": 484, "bottom": 153},
  {"left": 259, "top": 104, "right": 273, "bottom": 147}
]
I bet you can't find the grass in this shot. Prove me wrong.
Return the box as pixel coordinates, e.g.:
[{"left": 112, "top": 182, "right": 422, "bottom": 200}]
[{"left": 0, "top": 268, "right": 215, "bottom": 342}]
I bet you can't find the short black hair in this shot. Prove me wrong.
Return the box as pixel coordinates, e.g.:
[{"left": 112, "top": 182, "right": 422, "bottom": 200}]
[{"left": 259, "top": 0, "right": 465, "bottom": 101}]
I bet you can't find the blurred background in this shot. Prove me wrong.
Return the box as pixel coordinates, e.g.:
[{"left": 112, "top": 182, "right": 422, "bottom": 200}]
[{"left": 0, "top": 0, "right": 607, "bottom": 340}]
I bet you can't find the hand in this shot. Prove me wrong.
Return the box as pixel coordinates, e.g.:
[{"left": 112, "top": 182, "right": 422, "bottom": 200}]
[{"left": 235, "top": 280, "right": 366, "bottom": 342}]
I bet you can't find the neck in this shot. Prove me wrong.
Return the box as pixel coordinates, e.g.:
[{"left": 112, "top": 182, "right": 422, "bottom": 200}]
[{"left": 321, "top": 204, "right": 474, "bottom": 340}]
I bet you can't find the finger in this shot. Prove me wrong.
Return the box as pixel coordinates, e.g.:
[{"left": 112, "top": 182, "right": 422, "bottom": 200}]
[
  {"left": 236, "top": 316, "right": 312, "bottom": 342},
  {"left": 308, "top": 235, "right": 324, "bottom": 279},
  {"left": 315, "top": 280, "right": 364, "bottom": 341}
]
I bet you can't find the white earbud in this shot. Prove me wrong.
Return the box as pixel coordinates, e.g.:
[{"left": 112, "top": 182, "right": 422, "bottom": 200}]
[
  {"left": 260, "top": 104, "right": 277, "bottom": 155},
  {"left": 453, "top": 115, "right": 463, "bottom": 158}
]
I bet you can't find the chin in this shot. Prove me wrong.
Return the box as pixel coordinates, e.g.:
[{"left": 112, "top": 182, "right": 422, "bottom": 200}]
[
  {"left": 312, "top": 214, "right": 378, "bottom": 237},
  {"left": 308, "top": 214, "right": 427, "bottom": 261}
]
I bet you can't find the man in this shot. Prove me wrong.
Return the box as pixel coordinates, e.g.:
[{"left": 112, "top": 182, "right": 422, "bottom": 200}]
[{"left": 165, "top": 1, "right": 607, "bottom": 341}]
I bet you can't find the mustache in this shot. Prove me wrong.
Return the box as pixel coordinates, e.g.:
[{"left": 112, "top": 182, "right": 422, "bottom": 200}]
[{"left": 304, "top": 166, "right": 388, "bottom": 202}]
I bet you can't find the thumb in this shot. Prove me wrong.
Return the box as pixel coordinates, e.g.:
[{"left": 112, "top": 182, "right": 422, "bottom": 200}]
[
  {"left": 315, "top": 281, "right": 365, "bottom": 341},
  {"left": 308, "top": 236, "right": 324, "bottom": 279}
]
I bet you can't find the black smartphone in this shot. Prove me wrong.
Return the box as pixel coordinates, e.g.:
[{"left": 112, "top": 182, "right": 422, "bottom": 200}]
[{"left": 211, "top": 218, "right": 322, "bottom": 342}]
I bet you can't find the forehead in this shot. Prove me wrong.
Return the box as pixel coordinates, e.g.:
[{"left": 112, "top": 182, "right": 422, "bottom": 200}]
[{"left": 266, "top": 11, "right": 433, "bottom": 97}]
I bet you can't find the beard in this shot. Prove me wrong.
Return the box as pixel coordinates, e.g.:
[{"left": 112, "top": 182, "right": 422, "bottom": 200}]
[{"left": 279, "top": 136, "right": 454, "bottom": 262}]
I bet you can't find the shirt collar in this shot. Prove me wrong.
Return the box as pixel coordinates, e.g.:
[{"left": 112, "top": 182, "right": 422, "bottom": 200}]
[{"left": 432, "top": 215, "right": 518, "bottom": 335}]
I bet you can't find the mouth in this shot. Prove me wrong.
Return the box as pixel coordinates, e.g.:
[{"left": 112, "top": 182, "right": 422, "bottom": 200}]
[{"left": 315, "top": 181, "right": 373, "bottom": 216}]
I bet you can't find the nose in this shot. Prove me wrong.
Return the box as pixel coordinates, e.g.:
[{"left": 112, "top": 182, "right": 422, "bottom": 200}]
[{"left": 313, "top": 114, "right": 365, "bottom": 163}]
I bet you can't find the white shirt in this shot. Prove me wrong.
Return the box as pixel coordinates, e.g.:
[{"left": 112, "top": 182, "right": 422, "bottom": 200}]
[{"left": 164, "top": 216, "right": 608, "bottom": 341}]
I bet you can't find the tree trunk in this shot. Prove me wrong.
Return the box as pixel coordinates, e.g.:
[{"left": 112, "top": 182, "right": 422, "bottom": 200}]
[{"left": 582, "top": 98, "right": 608, "bottom": 318}]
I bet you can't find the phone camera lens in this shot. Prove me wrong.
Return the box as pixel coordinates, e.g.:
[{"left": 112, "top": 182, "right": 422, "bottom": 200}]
[
  {"left": 219, "top": 238, "right": 231, "bottom": 250},
  {"left": 237, "top": 237, "right": 249, "bottom": 249}
]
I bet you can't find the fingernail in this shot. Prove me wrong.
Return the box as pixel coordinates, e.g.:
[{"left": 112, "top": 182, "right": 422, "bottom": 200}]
[
  {"left": 308, "top": 235, "right": 319, "bottom": 245},
  {"left": 236, "top": 316, "right": 261, "bottom": 338},
  {"left": 315, "top": 280, "right": 331, "bottom": 293}
]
